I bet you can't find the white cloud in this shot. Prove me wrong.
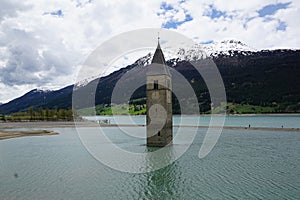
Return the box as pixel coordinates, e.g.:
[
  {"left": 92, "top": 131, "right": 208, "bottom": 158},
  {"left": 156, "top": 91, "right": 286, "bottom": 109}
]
[
  {"left": 0, "top": 0, "right": 163, "bottom": 103},
  {"left": 176, "top": 0, "right": 300, "bottom": 49},
  {"left": 0, "top": 0, "right": 299, "bottom": 103}
]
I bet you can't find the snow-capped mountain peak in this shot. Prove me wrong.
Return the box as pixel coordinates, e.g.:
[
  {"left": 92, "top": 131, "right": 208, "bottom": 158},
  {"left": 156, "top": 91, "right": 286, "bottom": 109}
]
[
  {"left": 203, "top": 39, "right": 257, "bottom": 56},
  {"left": 164, "top": 39, "right": 257, "bottom": 62}
]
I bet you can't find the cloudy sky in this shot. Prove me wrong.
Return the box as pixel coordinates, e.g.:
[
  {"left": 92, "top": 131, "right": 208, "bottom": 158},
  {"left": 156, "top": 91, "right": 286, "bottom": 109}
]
[{"left": 0, "top": 0, "right": 299, "bottom": 103}]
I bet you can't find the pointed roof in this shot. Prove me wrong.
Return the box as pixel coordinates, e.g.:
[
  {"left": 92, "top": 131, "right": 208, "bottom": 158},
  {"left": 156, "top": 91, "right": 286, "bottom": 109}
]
[
  {"left": 148, "top": 40, "right": 171, "bottom": 76},
  {"left": 151, "top": 42, "right": 166, "bottom": 65}
]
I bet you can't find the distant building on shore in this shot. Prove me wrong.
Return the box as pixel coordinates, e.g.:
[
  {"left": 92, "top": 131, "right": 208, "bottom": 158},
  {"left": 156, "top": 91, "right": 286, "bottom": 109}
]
[{"left": 146, "top": 39, "right": 173, "bottom": 147}]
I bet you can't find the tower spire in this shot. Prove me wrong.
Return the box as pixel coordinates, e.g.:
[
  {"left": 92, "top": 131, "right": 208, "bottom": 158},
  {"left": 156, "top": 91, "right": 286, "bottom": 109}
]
[
  {"left": 158, "top": 31, "right": 160, "bottom": 43},
  {"left": 149, "top": 34, "right": 170, "bottom": 76},
  {"left": 152, "top": 35, "right": 165, "bottom": 64}
]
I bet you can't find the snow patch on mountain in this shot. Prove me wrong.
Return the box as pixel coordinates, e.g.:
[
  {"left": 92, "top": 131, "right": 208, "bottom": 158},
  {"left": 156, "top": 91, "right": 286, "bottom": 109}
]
[
  {"left": 134, "top": 53, "right": 153, "bottom": 66},
  {"left": 33, "top": 88, "right": 51, "bottom": 93},
  {"left": 74, "top": 75, "right": 99, "bottom": 89},
  {"left": 175, "top": 45, "right": 207, "bottom": 61}
]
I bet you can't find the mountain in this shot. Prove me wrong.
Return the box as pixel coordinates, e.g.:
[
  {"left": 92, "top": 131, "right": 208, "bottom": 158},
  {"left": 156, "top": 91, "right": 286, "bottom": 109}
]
[
  {"left": 0, "top": 86, "right": 73, "bottom": 114},
  {"left": 1, "top": 40, "right": 300, "bottom": 114}
]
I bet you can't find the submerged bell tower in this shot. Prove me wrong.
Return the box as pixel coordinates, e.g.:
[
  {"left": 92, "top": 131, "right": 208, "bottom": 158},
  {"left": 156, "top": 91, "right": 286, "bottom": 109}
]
[{"left": 146, "top": 38, "right": 173, "bottom": 147}]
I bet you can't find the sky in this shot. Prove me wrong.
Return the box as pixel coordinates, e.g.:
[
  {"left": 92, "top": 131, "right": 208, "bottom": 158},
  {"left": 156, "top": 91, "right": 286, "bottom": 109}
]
[{"left": 0, "top": 0, "right": 299, "bottom": 103}]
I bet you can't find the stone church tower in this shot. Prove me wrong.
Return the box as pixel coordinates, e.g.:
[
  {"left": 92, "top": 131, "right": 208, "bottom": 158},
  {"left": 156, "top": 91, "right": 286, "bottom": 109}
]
[{"left": 146, "top": 39, "right": 172, "bottom": 147}]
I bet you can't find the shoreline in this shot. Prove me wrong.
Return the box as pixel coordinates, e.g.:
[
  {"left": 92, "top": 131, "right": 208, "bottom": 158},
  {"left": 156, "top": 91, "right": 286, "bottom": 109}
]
[
  {"left": 1, "top": 121, "right": 299, "bottom": 133},
  {"left": 82, "top": 113, "right": 300, "bottom": 117}
]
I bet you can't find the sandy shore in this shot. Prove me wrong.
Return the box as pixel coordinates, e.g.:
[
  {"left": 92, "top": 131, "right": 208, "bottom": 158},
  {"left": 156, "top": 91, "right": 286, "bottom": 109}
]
[
  {"left": 0, "top": 121, "right": 99, "bottom": 129},
  {"left": 0, "top": 129, "right": 58, "bottom": 140},
  {"left": 0, "top": 121, "right": 99, "bottom": 140}
]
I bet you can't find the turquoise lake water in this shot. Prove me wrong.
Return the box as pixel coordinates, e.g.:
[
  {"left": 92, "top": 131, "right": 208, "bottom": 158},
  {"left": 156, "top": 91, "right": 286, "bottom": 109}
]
[{"left": 1, "top": 115, "right": 300, "bottom": 199}]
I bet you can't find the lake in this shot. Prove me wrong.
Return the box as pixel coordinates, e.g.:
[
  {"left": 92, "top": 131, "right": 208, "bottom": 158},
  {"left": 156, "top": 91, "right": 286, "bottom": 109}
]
[{"left": 0, "top": 115, "right": 299, "bottom": 199}]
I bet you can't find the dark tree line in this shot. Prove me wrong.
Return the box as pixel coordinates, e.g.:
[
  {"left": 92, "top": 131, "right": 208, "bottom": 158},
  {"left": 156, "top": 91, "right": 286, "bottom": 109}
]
[{"left": 0, "top": 107, "right": 76, "bottom": 121}]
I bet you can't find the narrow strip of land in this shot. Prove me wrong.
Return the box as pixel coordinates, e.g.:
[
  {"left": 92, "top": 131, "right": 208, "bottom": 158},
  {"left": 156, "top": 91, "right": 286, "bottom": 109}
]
[
  {"left": 178, "top": 125, "right": 300, "bottom": 132},
  {"left": 0, "top": 121, "right": 107, "bottom": 129},
  {"left": 0, "top": 130, "right": 58, "bottom": 140},
  {"left": 1, "top": 121, "right": 299, "bottom": 133}
]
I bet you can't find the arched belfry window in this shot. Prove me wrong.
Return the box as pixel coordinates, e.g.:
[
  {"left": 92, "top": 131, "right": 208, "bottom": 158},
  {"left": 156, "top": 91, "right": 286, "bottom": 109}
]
[{"left": 154, "top": 80, "right": 158, "bottom": 90}]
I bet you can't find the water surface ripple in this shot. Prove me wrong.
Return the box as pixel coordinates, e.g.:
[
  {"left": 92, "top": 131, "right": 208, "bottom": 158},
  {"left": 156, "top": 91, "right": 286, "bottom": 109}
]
[{"left": 1, "top": 118, "right": 300, "bottom": 199}]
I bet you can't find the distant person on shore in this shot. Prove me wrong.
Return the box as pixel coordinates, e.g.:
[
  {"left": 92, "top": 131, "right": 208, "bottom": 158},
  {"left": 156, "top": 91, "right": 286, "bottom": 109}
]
[{"left": 248, "top": 124, "right": 251, "bottom": 128}]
